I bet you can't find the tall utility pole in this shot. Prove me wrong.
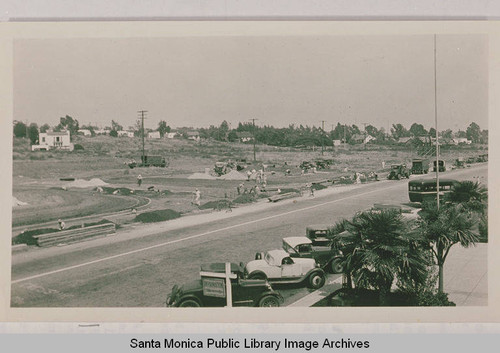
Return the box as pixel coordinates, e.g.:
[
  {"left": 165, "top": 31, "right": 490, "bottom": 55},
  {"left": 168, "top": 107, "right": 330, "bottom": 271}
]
[
  {"left": 320, "top": 120, "right": 326, "bottom": 155},
  {"left": 362, "top": 122, "right": 369, "bottom": 150},
  {"left": 138, "top": 110, "right": 148, "bottom": 164},
  {"left": 343, "top": 124, "right": 347, "bottom": 149},
  {"left": 434, "top": 34, "right": 440, "bottom": 209},
  {"left": 249, "top": 118, "right": 258, "bottom": 162}
]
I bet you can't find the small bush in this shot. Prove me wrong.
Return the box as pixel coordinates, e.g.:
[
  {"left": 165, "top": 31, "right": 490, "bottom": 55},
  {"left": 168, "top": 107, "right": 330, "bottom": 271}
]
[
  {"left": 232, "top": 194, "right": 256, "bottom": 204},
  {"left": 312, "top": 183, "right": 327, "bottom": 191},
  {"left": 74, "top": 144, "right": 85, "bottom": 151},
  {"left": 135, "top": 209, "right": 181, "bottom": 223},
  {"left": 200, "top": 199, "right": 232, "bottom": 210}
]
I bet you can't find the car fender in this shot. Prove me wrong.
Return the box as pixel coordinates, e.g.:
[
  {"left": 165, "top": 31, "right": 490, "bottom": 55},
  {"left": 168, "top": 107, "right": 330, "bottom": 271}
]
[
  {"left": 247, "top": 270, "right": 268, "bottom": 280},
  {"left": 176, "top": 294, "right": 202, "bottom": 307},
  {"left": 258, "top": 290, "right": 284, "bottom": 304},
  {"left": 304, "top": 267, "right": 325, "bottom": 281}
]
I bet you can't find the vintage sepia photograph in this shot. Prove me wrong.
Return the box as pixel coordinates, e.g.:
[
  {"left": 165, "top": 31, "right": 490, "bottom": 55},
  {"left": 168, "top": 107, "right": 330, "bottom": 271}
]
[{"left": 5, "top": 22, "right": 493, "bottom": 321}]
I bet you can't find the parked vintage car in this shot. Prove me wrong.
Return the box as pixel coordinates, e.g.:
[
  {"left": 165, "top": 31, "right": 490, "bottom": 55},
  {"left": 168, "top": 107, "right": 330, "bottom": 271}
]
[
  {"left": 245, "top": 249, "right": 326, "bottom": 289},
  {"left": 305, "top": 224, "right": 335, "bottom": 246},
  {"left": 388, "top": 164, "right": 410, "bottom": 180},
  {"left": 282, "top": 237, "right": 344, "bottom": 274},
  {"left": 166, "top": 263, "right": 283, "bottom": 307}
]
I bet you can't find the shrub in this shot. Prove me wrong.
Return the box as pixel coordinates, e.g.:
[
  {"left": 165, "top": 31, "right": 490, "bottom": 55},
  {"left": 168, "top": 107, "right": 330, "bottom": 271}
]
[
  {"left": 74, "top": 144, "right": 85, "bottom": 151},
  {"left": 135, "top": 209, "right": 181, "bottom": 223},
  {"left": 312, "top": 183, "right": 327, "bottom": 191},
  {"left": 232, "top": 194, "right": 256, "bottom": 204},
  {"left": 200, "top": 199, "right": 232, "bottom": 210}
]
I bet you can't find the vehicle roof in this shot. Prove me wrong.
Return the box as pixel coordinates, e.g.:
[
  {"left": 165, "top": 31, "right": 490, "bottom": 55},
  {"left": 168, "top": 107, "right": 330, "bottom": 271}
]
[
  {"left": 372, "top": 203, "right": 402, "bottom": 210},
  {"left": 267, "top": 249, "right": 290, "bottom": 263},
  {"left": 200, "top": 263, "right": 242, "bottom": 274},
  {"left": 409, "top": 178, "right": 458, "bottom": 185},
  {"left": 283, "top": 237, "right": 312, "bottom": 248},
  {"left": 306, "top": 224, "right": 332, "bottom": 231}
]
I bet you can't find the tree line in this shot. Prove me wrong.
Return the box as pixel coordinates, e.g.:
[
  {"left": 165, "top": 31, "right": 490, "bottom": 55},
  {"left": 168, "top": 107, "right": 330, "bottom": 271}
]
[{"left": 14, "top": 115, "right": 487, "bottom": 146}]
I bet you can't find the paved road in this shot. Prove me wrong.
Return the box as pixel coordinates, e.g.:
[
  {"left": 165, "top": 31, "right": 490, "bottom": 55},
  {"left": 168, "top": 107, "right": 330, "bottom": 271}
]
[{"left": 11, "top": 165, "right": 487, "bottom": 307}]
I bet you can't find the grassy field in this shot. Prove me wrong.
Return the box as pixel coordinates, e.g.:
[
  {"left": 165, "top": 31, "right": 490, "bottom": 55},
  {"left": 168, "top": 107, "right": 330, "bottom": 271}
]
[{"left": 12, "top": 135, "right": 487, "bottom": 227}]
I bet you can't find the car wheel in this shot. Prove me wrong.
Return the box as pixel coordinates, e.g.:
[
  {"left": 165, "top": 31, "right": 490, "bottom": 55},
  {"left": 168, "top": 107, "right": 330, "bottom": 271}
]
[
  {"left": 248, "top": 272, "right": 267, "bottom": 280},
  {"left": 258, "top": 295, "right": 280, "bottom": 307},
  {"left": 330, "top": 259, "right": 344, "bottom": 274},
  {"left": 178, "top": 299, "right": 201, "bottom": 307},
  {"left": 308, "top": 272, "right": 326, "bottom": 289}
]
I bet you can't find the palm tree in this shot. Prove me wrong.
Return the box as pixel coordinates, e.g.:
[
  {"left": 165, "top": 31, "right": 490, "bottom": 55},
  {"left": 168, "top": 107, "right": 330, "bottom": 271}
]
[
  {"left": 332, "top": 210, "right": 428, "bottom": 305},
  {"left": 445, "top": 180, "right": 487, "bottom": 213},
  {"left": 418, "top": 202, "right": 478, "bottom": 293}
]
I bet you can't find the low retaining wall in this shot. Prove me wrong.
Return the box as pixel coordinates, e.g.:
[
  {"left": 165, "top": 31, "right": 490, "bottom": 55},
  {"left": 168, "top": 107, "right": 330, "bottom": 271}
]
[{"left": 33, "top": 223, "right": 116, "bottom": 247}]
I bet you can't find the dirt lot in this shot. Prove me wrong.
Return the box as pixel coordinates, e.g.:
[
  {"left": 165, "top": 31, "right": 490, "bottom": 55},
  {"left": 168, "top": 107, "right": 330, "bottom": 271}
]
[{"left": 12, "top": 135, "right": 487, "bottom": 228}]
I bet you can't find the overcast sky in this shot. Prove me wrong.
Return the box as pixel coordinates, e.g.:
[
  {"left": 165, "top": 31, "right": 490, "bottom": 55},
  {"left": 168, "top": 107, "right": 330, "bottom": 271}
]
[{"left": 13, "top": 34, "right": 488, "bottom": 131}]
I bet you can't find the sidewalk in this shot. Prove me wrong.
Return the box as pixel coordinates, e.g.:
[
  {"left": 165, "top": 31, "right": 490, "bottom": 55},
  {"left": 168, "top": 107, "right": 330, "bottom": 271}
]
[{"left": 444, "top": 243, "right": 488, "bottom": 306}]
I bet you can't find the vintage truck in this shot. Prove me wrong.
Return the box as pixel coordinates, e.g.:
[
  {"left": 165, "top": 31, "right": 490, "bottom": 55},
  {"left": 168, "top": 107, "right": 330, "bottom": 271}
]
[
  {"left": 128, "top": 155, "right": 167, "bottom": 168},
  {"left": 411, "top": 158, "right": 429, "bottom": 174},
  {"left": 282, "top": 237, "right": 344, "bottom": 274},
  {"left": 388, "top": 164, "right": 411, "bottom": 180},
  {"left": 432, "top": 159, "right": 446, "bottom": 172},
  {"left": 166, "top": 263, "right": 283, "bottom": 307}
]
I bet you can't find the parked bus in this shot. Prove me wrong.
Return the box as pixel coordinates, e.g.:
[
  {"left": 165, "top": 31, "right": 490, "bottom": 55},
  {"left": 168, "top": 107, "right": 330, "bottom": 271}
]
[{"left": 408, "top": 178, "right": 458, "bottom": 202}]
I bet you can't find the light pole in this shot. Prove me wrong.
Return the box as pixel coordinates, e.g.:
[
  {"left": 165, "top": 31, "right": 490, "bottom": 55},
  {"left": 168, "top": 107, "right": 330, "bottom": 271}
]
[
  {"left": 249, "top": 118, "right": 258, "bottom": 162},
  {"left": 434, "top": 34, "right": 440, "bottom": 209}
]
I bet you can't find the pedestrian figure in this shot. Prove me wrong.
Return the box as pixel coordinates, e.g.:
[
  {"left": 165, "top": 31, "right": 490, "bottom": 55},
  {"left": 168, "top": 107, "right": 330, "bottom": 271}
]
[
  {"left": 137, "top": 174, "right": 143, "bottom": 187},
  {"left": 58, "top": 219, "right": 66, "bottom": 231},
  {"left": 237, "top": 184, "right": 242, "bottom": 195},
  {"left": 310, "top": 183, "right": 315, "bottom": 197},
  {"left": 192, "top": 188, "right": 201, "bottom": 206},
  {"left": 247, "top": 170, "right": 252, "bottom": 181}
]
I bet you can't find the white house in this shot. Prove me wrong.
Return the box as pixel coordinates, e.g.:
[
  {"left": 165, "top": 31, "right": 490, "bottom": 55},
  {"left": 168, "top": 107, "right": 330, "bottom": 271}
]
[
  {"left": 32, "top": 130, "right": 73, "bottom": 151},
  {"left": 148, "top": 131, "right": 161, "bottom": 139},
  {"left": 95, "top": 129, "right": 108, "bottom": 135},
  {"left": 165, "top": 132, "right": 178, "bottom": 139},
  {"left": 186, "top": 131, "right": 200, "bottom": 141},
  {"left": 332, "top": 139, "right": 342, "bottom": 146},
  {"left": 236, "top": 131, "right": 253, "bottom": 142},
  {"left": 118, "top": 130, "right": 134, "bottom": 138},
  {"left": 77, "top": 129, "right": 92, "bottom": 137},
  {"left": 452, "top": 137, "right": 472, "bottom": 145}
]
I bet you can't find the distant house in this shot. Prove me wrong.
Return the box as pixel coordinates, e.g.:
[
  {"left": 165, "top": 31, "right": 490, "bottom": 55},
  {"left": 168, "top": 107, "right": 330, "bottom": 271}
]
[
  {"left": 165, "top": 132, "right": 178, "bottom": 139},
  {"left": 95, "top": 129, "right": 108, "bottom": 135},
  {"left": 452, "top": 137, "right": 472, "bottom": 145},
  {"left": 397, "top": 137, "right": 412, "bottom": 144},
  {"left": 118, "top": 130, "right": 134, "bottom": 138},
  {"left": 236, "top": 131, "right": 254, "bottom": 142},
  {"left": 351, "top": 134, "right": 375, "bottom": 144},
  {"left": 32, "top": 130, "right": 73, "bottom": 151},
  {"left": 77, "top": 129, "right": 92, "bottom": 137},
  {"left": 332, "top": 139, "right": 342, "bottom": 146},
  {"left": 186, "top": 131, "right": 200, "bottom": 141},
  {"left": 148, "top": 131, "right": 161, "bottom": 139}
]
